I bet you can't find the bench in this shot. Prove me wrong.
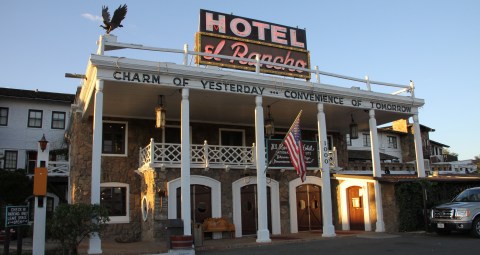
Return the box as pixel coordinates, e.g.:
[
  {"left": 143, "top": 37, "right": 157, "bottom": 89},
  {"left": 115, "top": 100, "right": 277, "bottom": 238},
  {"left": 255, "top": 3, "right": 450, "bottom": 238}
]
[{"left": 202, "top": 217, "right": 235, "bottom": 239}]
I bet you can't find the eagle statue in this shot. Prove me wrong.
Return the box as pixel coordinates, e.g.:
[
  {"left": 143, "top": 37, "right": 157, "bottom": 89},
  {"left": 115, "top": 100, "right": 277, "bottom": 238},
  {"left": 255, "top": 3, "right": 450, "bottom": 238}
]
[{"left": 101, "top": 4, "right": 128, "bottom": 34}]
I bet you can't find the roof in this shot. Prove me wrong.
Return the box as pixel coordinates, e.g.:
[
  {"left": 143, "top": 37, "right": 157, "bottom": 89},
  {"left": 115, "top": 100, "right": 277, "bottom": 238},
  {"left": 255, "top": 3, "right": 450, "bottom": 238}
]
[
  {"left": 0, "top": 87, "right": 75, "bottom": 103},
  {"left": 333, "top": 174, "right": 480, "bottom": 183},
  {"left": 430, "top": 139, "right": 450, "bottom": 148},
  {"left": 348, "top": 150, "right": 399, "bottom": 161}
]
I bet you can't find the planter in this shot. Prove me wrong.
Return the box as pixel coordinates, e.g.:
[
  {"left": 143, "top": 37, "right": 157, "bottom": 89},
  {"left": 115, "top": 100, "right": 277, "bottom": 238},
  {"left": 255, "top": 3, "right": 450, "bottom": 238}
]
[{"left": 170, "top": 235, "right": 193, "bottom": 249}]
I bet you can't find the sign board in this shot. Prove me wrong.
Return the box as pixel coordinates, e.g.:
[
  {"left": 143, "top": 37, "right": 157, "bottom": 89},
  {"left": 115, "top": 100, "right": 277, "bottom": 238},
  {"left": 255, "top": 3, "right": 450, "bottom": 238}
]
[
  {"left": 5, "top": 206, "right": 29, "bottom": 227},
  {"left": 196, "top": 9, "right": 310, "bottom": 79},
  {"left": 267, "top": 139, "right": 318, "bottom": 168},
  {"left": 33, "top": 167, "right": 48, "bottom": 196}
]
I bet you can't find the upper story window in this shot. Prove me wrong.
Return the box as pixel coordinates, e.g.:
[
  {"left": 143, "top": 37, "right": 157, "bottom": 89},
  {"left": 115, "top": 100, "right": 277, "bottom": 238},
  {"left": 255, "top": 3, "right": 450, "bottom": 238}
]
[
  {"left": 51, "top": 111, "right": 66, "bottom": 129},
  {"left": 346, "top": 134, "right": 352, "bottom": 146},
  {"left": 362, "top": 133, "right": 371, "bottom": 147},
  {"left": 102, "top": 121, "right": 127, "bottom": 156},
  {"left": 28, "top": 110, "right": 43, "bottom": 128},
  {"left": 387, "top": 136, "right": 398, "bottom": 149},
  {"left": 4, "top": 150, "right": 18, "bottom": 170},
  {"left": 0, "top": 107, "right": 8, "bottom": 126},
  {"left": 220, "top": 129, "right": 245, "bottom": 146}
]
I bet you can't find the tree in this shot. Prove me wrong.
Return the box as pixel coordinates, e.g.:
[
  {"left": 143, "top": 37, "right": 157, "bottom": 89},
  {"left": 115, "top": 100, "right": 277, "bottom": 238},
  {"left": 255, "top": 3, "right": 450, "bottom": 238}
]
[
  {"left": 474, "top": 155, "right": 480, "bottom": 173},
  {"left": 0, "top": 170, "right": 31, "bottom": 205},
  {"left": 48, "top": 203, "right": 109, "bottom": 255}
]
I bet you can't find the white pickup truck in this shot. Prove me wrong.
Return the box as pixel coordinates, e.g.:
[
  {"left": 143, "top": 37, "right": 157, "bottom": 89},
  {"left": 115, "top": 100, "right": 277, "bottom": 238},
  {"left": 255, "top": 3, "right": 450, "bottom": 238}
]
[{"left": 430, "top": 187, "right": 480, "bottom": 238}]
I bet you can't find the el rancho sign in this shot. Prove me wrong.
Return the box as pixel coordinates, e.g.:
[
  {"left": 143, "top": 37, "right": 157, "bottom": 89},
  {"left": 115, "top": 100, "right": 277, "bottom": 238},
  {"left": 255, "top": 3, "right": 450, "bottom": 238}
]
[{"left": 196, "top": 9, "right": 310, "bottom": 79}]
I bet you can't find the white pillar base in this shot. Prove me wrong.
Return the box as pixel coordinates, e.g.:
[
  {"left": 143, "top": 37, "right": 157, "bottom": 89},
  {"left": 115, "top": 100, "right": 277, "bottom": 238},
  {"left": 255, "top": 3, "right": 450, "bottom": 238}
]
[
  {"left": 88, "top": 232, "right": 102, "bottom": 254},
  {"left": 322, "top": 224, "right": 336, "bottom": 237},
  {"left": 376, "top": 221, "right": 386, "bottom": 233},
  {"left": 256, "top": 229, "right": 271, "bottom": 243}
]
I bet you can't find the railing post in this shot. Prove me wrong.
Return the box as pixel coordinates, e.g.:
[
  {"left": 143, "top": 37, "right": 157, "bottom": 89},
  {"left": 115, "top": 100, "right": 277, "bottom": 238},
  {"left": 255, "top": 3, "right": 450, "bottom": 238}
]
[
  {"left": 255, "top": 55, "right": 260, "bottom": 74},
  {"left": 183, "top": 44, "right": 189, "bottom": 65},
  {"left": 204, "top": 140, "right": 209, "bottom": 169},
  {"left": 149, "top": 138, "right": 155, "bottom": 167},
  {"left": 409, "top": 80, "right": 415, "bottom": 98},
  {"left": 315, "top": 65, "right": 320, "bottom": 83},
  {"left": 365, "top": 75, "right": 371, "bottom": 91},
  {"left": 252, "top": 143, "right": 256, "bottom": 164}
]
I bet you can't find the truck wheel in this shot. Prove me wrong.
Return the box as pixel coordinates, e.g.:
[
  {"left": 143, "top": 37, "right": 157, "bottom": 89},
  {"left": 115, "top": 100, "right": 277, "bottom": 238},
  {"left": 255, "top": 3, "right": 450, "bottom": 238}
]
[{"left": 472, "top": 217, "right": 480, "bottom": 238}]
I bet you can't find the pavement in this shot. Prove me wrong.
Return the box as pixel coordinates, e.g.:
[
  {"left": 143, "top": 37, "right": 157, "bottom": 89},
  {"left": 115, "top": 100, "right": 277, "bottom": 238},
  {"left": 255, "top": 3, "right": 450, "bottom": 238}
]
[{"left": 0, "top": 230, "right": 401, "bottom": 255}]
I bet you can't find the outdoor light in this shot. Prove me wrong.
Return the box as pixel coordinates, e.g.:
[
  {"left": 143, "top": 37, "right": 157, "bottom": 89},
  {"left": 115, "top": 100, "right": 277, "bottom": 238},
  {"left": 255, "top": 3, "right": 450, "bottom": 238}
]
[
  {"left": 265, "top": 105, "right": 275, "bottom": 138},
  {"left": 155, "top": 95, "right": 166, "bottom": 128},
  {"left": 349, "top": 114, "right": 359, "bottom": 140},
  {"left": 38, "top": 134, "right": 49, "bottom": 152}
]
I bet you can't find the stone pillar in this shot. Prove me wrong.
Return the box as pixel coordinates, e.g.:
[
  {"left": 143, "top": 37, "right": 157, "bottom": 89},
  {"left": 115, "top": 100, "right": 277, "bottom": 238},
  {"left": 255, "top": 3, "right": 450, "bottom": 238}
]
[
  {"left": 368, "top": 109, "right": 385, "bottom": 232},
  {"left": 88, "top": 79, "right": 103, "bottom": 254},
  {"left": 180, "top": 88, "right": 192, "bottom": 236},
  {"left": 413, "top": 114, "right": 426, "bottom": 177},
  {"left": 317, "top": 103, "right": 336, "bottom": 237},
  {"left": 254, "top": 96, "right": 271, "bottom": 243}
]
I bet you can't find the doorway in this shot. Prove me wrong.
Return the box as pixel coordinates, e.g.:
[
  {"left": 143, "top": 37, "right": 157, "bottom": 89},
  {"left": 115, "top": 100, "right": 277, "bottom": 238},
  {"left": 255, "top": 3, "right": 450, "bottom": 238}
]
[
  {"left": 240, "top": 184, "right": 272, "bottom": 235},
  {"left": 347, "top": 186, "right": 365, "bottom": 230},
  {"left": 296, "top": 184, "right": 322, "bottom": 231},
  {"left": 176, "top": 184, "right": 212, "bottom": 224}
]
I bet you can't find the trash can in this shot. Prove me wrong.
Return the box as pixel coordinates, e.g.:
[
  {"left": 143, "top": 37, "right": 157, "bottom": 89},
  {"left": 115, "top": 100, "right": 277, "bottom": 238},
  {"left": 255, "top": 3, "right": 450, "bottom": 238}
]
[
  {"left": 165, "top": 219, "right": 184, "bottom": 249},
  {"left": 193, "top": 223, "right": 204, "bottom": 247}
]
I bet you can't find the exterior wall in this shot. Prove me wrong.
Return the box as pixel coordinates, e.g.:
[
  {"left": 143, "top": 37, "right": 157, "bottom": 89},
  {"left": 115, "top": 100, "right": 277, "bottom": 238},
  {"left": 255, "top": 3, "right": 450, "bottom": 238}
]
[
  {"left": 380, "top": 182, "right": 399, "bottom": 232},
  {"left": 0, "top": 97, "right": 72, "bottom": 170}
]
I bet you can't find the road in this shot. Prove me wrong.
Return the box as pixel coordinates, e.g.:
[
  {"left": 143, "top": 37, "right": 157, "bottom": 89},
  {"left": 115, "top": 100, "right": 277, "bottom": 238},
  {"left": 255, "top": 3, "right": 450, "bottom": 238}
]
[{"left": 197, "top": 232, "right": 479, "bottom": 255}]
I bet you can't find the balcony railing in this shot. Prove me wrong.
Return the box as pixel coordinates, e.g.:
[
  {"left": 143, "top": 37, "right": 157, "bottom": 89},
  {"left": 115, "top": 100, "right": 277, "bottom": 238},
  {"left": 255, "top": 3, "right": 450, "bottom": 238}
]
[
  {"left": 139, "top": 138, "right": 338, "bottom": 170},
  {"left": 47, "top": 161, "right": 70, "bottom": 176}
]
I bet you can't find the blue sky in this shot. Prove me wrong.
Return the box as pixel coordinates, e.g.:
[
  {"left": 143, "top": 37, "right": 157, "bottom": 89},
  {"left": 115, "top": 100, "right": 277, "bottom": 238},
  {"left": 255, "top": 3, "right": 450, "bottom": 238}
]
[{"left": 1, "top": 1, "right": 479, "bottom": 160}]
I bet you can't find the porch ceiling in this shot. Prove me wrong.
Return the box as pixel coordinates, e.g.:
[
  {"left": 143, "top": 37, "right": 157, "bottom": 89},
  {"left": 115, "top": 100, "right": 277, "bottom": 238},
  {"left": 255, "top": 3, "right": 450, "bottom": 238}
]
[{"left": 95, "top": 80, "right": 411, "bottom": 133}]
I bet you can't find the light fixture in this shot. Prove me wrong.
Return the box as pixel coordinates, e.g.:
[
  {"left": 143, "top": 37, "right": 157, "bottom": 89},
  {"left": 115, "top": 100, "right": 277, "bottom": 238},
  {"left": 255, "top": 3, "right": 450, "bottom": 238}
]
[
  {"left": 349, "top": 114, "right": 359, "bottom": 139},
  {"left": 155, "top": 95, "right": 166, "bottom": 128},
  {"left": 265, "top": 105, "right": 275, "bottom": 138},
  {"left": 38, "top": 134, "right": 49, "bottom": 152}
]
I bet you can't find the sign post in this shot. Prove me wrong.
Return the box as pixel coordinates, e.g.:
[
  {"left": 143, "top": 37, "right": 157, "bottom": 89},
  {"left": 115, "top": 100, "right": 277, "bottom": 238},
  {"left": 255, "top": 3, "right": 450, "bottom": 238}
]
[{"left": 5, "top": 205, "right": 29, "bottom": 255}]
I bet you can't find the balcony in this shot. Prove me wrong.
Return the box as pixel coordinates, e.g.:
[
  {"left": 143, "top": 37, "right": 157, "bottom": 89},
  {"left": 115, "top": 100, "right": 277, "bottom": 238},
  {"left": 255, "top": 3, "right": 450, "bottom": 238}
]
[
  {"left": 139, "top": 138, "right": 338, "bottom": 170},
  {"left": 47, "top": 161, "right": 70, "bottom": 176}
]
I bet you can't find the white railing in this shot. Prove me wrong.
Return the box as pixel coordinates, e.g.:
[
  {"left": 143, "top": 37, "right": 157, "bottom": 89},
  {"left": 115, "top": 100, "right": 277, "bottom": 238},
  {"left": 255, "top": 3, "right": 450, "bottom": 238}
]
[
  {"left": 48, "top": 161, "right": 70, "bottom": 176},
  {"left": 101, "top": 36, "right": 415, "bottom": 97},
  {"left": 139, "top": 139, "right": 337, "bottom": 170}
]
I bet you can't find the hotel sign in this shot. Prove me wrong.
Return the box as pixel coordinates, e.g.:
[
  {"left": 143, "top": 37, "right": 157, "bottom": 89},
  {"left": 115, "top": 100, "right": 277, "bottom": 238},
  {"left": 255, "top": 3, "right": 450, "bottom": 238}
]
[
  {"left": 267, "top": 139, "right": 318, "bottom": 169},
  {"left": 196, "top": 9, "right": 310, "bottom": 79}
]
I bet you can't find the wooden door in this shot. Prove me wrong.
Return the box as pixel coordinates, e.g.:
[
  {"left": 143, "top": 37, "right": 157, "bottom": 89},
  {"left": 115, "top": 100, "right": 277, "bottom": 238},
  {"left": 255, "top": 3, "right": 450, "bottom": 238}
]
[
  {"left": 176, "top": 184, "right": 212, "bottom": 224},
  {"left": 347, "top": 186, "right": 365, "bottom": 230},
  {"left": 240, "top": 184, "right": 272, "bottom": 235},
  {"left": 296, "top": 184, "right": 322, "bottom": 231}
]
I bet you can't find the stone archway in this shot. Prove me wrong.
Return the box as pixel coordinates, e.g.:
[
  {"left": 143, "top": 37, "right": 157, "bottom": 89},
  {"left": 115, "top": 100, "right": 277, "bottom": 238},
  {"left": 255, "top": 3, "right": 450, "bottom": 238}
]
[{"left": 289, "top": 176, "right": 323, "bottom": 233}]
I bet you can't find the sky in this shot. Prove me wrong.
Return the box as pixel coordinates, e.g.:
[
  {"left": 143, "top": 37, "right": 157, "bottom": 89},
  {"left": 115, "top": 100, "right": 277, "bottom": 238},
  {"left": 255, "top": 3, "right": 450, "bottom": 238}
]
[{"left": 1, "top": 0, "right": 479, "bottom": 160}]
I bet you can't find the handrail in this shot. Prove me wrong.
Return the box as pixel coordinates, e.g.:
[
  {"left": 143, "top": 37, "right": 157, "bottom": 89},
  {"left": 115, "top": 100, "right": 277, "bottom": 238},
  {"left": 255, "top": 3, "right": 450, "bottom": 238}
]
[{"left": 102, "top": 39, "right": 414, "bottom": 96}]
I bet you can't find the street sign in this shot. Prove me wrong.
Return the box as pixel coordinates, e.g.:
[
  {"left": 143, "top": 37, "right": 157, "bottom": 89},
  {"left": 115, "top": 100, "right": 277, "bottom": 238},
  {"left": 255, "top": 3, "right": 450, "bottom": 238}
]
[{"left": 5, "top": 205, "right": 29, "bottom": 227}]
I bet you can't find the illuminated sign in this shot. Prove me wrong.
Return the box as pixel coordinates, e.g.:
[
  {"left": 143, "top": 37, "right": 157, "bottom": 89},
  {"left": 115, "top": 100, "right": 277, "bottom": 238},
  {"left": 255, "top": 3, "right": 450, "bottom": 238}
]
[{"left": 196, "top": 9, "right": 310, "bottom": 79}]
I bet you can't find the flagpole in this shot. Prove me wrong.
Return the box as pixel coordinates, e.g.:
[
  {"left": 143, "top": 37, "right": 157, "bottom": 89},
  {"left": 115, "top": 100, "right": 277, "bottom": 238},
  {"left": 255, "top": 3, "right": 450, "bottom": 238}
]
[{"left": 264, "top": 110, "right": 303, "bottom": 174}]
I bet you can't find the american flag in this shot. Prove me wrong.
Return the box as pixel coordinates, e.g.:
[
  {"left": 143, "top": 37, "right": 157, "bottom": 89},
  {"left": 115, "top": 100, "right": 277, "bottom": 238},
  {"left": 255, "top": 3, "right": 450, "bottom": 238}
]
[{"left": 283, "top": 111, "right": 307, "bottom": 182}]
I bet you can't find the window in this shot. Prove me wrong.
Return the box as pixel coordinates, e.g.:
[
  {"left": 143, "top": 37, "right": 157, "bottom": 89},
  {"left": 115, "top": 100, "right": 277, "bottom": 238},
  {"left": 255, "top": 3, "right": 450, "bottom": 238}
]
[
  {"left": 4, "top": 150, "right": 18, "bottom": 170},
  {"left": 220, "top": 129, "right": 245, "bottom": 146},
  {"left": 51, "top": 111, "right": 66, "bottom": 129},
  {"left": 387, "top": 136, "right": 397, "bottom": 149},
  {"left": 346, "top": 134, "right": 352, "bottom": 146},
  {"left": 100, "top": 183, "right": 129, "bottom": 223},
  {"left": 102, "top": 122, "right": 127, "bottom": 155},
  {"left": 362, "top": 133, "right": 371, "bottom": 147},
  {"left": 28, "top": 110, "right": 43, "bottom": 128},
  {"left": 0, "top": 107, "right": 8, "bottom": 126}
]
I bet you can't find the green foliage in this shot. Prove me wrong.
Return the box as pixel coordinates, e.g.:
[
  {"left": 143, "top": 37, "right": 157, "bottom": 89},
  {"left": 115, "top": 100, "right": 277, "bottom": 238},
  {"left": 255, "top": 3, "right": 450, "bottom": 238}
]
[
  {"left": 0, "top": 170, "right": 31, "bottom": 204},
  {"left": 47, "top": 203, "right": 109, "bottom": 255}
]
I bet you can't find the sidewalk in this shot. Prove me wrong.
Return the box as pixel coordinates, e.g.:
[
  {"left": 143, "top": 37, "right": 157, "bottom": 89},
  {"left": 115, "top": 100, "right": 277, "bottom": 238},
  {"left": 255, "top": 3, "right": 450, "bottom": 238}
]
[{"left": 1, "top": 231, "right": 399, "bottom": 255}]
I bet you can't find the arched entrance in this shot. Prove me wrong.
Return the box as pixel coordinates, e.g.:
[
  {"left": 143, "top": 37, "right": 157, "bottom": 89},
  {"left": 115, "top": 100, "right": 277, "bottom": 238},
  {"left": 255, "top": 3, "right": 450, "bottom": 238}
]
[
  {"left": 176, "top": 184, "right": 212, "bottom": 224},
  {"left": 347, "top": 186, "right": 365, "bottom": 230},
  {"left": 296, "top": 184, "right": 322, "bottom": 231},
  {"left": 240, "top": 184, "right": 272, "bottom": 235}
]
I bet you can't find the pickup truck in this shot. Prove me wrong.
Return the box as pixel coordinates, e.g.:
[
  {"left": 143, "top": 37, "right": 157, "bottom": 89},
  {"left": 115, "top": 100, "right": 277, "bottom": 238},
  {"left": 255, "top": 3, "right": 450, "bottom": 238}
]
[{"left": 430, "top": 187, "right": 480, "bottom": 238}]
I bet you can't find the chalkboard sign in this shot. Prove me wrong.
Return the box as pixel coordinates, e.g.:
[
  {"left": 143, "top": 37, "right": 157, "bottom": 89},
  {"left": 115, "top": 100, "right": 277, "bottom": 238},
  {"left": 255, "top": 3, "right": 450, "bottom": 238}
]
[
  {"left": 266, "top": 139, "right": 318, "bottom": 168},
  {"left": 5, "top": 205, "right": 29, "bottom": 227}
]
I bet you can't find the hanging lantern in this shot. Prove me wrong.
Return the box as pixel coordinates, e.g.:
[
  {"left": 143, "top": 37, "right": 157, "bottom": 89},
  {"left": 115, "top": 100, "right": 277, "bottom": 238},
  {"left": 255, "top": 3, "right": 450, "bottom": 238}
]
[
  {"left": 265, "top": 105, "right": 275, "bottom": 138},
  {"left": 155, "top": 95, "right": 166, "bottom": 129},
  {"left": 38, "top": 134, "right": 49, "bottom": 152},
  {"left": 349, "top": 114, "right": 359, "bottom": 139}
]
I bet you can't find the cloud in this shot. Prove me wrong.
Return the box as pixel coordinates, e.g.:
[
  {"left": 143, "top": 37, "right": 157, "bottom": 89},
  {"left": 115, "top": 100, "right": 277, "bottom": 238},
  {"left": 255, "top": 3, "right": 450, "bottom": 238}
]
[{"left": 81, "top": 13, "right": 103, "bottom": 22}]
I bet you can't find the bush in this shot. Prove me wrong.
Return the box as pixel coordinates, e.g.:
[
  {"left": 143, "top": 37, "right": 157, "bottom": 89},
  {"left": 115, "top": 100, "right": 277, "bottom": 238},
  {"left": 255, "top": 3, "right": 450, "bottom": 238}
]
[{"left": 47, "top": 203, "right": 109, "bottom": 255}]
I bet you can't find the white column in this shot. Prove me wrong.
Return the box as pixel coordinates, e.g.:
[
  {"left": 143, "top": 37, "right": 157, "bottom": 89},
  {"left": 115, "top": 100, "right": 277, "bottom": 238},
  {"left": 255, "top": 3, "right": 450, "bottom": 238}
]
[
  {"left": 368, "top": 109, "right": 385, "bottom": 232},
  {"left": 317, "top": 103, "right": 336, "bottom": 237},
  {"left": 180, "top": 88, "right": 192, "bottom": 236},
  {"left": 413, "top": 114, "right": 426, "bottom": 177},
  {"left": 32, "top": 140, "right": 49, "bottom": 255},
  {"left": 254, "top": 96, "right": 271, "bottom": 243},
  {"left": 88, "top": 80, "right": 103, "bottom": 254}
]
